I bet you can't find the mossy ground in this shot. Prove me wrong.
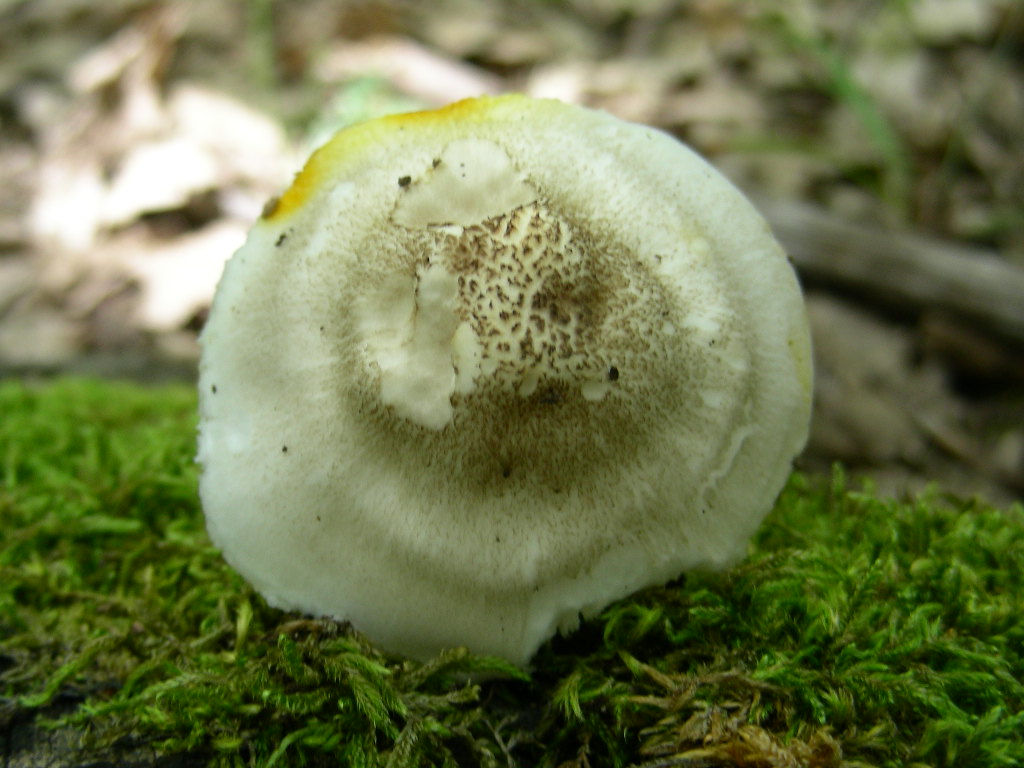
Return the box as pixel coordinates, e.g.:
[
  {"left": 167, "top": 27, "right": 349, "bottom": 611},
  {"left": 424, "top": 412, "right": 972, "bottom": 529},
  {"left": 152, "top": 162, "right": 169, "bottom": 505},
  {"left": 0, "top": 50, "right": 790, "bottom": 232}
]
[{"left": 1, "top": 378, "right": 1022, "bottom": 767}]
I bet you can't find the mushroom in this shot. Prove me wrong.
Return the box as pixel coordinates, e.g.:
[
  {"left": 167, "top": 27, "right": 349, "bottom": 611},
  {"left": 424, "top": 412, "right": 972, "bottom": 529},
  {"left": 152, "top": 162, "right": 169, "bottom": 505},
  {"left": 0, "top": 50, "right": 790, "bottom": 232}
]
[{"left": 197, "top": 95, "right": 813, "bottom": 666}]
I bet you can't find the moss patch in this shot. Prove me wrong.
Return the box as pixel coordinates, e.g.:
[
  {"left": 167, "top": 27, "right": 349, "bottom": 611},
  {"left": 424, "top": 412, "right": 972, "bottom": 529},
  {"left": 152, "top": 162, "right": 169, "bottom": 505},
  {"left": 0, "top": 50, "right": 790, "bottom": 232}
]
[{"left": 2, "top": 378, "right": 1022, "bottom": 767}]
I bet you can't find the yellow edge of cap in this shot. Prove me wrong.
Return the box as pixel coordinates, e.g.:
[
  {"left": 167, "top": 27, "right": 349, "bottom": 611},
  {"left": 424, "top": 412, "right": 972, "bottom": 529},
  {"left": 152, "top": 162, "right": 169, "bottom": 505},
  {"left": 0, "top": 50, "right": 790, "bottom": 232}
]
[{"left": 263, "top": 94, "right": 531, "bottom": 222}]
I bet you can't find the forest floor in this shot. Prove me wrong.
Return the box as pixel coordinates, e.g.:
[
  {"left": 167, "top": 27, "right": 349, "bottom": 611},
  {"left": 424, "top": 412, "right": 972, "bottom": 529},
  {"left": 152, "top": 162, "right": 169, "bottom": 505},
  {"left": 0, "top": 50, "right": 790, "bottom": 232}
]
[
  {"left": 1, "top": 1, "right": 1022, "bottom": 502},
  {"left": 2, "top": 1, "right": 1022, "bottom": 504}
]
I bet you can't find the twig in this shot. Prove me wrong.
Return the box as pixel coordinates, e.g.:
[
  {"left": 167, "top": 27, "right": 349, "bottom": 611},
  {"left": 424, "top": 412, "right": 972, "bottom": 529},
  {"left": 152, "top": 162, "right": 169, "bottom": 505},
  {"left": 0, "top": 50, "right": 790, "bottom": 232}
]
[{"left": 755, "top": 195, "right": 1024, "bottom": 348}]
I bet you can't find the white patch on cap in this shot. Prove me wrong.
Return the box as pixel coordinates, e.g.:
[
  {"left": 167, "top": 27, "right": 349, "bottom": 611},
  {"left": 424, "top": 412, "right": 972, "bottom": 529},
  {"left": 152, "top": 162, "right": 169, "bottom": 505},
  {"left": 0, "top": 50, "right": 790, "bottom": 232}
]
[
  {"left": 393, "top": 139, "right": 537, "bottom": 227},
  {"left": 358, "top": 262, "right": 462, "bottom": 430}
]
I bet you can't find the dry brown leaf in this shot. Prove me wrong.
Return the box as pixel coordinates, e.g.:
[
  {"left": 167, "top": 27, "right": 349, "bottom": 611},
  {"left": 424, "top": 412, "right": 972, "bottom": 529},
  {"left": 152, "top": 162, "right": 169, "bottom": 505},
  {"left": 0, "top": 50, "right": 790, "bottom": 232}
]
[
  {"left": 315, "top": 35, "right": 503, "bottom": 105},
  {"left": 126, "top": 221, "right": 245, "bottom": 332}
]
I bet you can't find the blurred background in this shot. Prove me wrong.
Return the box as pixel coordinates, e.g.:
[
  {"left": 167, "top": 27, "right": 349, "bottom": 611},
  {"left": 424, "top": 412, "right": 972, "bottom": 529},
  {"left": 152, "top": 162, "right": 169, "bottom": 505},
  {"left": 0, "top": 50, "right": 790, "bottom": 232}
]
[{"left": 0, "top": 0, "right": 1021, "bottom": 502}]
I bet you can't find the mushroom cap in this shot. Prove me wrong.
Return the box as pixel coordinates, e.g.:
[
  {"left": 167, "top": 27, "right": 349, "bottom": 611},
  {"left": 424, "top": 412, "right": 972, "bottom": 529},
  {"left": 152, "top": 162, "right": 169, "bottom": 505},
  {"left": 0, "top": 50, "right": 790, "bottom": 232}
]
[{"left": 197, "top": 95, "right": 813, "bottom": 666}]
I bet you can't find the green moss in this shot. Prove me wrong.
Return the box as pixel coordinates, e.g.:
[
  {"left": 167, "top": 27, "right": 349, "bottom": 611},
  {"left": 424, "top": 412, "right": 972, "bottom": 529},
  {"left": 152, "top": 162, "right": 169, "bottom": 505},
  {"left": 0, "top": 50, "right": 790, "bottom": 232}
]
[{"left": 2, "top": 378, "right": 1022, "bottom": 766}]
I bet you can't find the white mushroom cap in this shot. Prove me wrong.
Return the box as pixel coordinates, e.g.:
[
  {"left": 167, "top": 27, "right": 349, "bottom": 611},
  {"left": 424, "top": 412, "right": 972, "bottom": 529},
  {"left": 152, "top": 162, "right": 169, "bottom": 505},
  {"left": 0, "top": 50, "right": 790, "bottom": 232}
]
[{"left": 197, "top": 95, "right": 812, "bottom": 667}]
